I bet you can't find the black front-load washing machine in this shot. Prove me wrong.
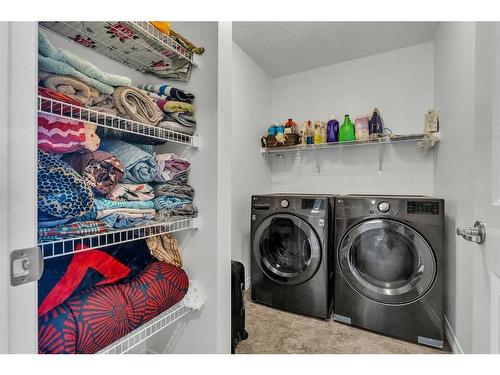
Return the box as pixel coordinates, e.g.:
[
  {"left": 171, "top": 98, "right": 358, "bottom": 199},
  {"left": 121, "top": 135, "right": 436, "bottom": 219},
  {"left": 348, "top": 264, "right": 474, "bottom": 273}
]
[
  {"left": 333, "top": 195, "right": 445, "bottom": 348},
  {"left": 250, "top": 194, "right": 333, "bottom": 319}
]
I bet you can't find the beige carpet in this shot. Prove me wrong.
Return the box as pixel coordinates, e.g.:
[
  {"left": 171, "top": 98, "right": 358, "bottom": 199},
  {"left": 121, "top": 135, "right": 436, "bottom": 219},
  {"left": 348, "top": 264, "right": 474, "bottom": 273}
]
[{"left": 236, "top": 292, "right": 451, "bottom": 354}]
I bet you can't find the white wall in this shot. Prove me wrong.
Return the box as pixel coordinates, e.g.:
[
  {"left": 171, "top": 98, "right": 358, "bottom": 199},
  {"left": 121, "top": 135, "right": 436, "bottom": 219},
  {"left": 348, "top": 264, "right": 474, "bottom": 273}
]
[
  {"left": 44, "top": 22, "right": 226, "bottom": 353},
  {"left": 231, "top": 42, "right": 272, "bottom": 282},
  {"left": 433, "top": 22, "right": 476, "bottom": 354},
  {"left": 270, "top": 42, "right": 435, "bottom": 195}
]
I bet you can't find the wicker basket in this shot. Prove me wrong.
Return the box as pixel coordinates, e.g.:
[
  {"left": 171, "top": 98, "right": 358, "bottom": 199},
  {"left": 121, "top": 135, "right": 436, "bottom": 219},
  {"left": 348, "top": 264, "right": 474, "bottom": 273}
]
[{"left": 265, "top": 133, "right": 300, "bottom": 148}]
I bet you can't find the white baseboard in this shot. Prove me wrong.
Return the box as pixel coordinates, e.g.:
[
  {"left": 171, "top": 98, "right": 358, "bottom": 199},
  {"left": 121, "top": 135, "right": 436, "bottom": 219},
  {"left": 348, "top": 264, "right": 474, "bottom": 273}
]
[{"left": 444, "top": 315, "right": 464, "bottom": 354}]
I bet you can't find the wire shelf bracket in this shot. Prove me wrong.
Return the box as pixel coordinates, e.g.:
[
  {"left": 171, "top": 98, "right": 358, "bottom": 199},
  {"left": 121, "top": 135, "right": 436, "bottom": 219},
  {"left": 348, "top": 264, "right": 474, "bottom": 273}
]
[
  {"left": 98, "top": 301, "right": 194, "bottom": 354},
  {"left": 38, "top": 96, "right": 198, "bottom": 147},
  {"left": 39, "top": 217, "right": 199, "bottom": 260}
]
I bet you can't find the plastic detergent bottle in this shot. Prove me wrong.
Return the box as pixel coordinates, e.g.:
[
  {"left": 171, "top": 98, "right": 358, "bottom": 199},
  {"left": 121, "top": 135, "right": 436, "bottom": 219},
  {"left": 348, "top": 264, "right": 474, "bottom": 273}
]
[
  {"left": 314, "top": 121, "right": 323, "bottom": 144},
  {"left": 306, "top": 121, "right": 314, "bottom": 144},
  {"left": 326, "top": 115, "right": 339, "bottom": 142},
  {"left": 354, "top": 115, "right": 370, "bottom": 141},
  {"left": 339, "top": 114, "right": 356, "bottom": 142}
]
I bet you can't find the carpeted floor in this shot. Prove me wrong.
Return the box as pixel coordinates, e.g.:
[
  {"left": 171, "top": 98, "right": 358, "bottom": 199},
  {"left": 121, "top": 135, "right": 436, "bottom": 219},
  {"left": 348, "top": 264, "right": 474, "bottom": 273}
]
[{"left": 236, "top": 292, "right": 451, "bottom": 354}]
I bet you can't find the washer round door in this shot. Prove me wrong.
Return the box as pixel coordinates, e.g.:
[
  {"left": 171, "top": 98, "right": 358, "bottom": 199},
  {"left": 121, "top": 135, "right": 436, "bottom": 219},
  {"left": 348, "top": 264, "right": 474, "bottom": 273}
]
[
  {"left": 338, "top": 219, "right": 436, "bottom": 305},
  {"left": 253, "top": 213, "right": 322, "bottom": 285}
]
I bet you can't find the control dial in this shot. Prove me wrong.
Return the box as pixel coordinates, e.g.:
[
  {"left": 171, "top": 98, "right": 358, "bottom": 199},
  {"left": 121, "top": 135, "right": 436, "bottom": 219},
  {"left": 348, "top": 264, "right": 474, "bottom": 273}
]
[
  {"left": 378, "top": 201, "right": 390, "bottom": 213},
  {"left": 280, "top": 199, "right": 290, "bottom": 208}
]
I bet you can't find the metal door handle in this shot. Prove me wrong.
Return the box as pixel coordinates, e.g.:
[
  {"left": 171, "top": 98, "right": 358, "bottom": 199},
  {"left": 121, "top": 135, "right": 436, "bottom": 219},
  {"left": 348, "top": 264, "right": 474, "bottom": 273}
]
[{"left": 456, "top": 221, "right": 486, "bottom": 244}]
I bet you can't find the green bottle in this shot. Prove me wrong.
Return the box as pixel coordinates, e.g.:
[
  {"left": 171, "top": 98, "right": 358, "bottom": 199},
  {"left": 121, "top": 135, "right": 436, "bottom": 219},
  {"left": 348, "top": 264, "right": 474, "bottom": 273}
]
[{"left": 339, "top": 114, "right": 356, "bottom": 142}]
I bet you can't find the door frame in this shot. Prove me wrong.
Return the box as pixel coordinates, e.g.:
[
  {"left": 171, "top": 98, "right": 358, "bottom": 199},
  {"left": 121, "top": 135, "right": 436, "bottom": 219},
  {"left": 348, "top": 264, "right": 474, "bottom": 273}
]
[{"left": 0, "top": 22, "right": 38, "bottom": 354}]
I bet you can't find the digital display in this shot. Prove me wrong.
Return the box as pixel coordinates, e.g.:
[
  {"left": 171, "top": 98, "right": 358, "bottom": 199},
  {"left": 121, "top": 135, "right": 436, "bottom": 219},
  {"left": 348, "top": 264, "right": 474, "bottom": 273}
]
[
  {"left": 407, "top": 201, "right": 439, "bottom": 215},
  {"left": 302, "top": 199, "right": 323, "bottom": 210}
]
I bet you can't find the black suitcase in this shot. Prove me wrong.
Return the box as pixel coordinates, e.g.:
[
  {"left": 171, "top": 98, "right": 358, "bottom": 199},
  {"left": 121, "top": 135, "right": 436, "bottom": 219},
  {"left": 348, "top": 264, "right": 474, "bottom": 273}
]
[{"left": 231, "top": 260, "right": 248, "bottom": 353}]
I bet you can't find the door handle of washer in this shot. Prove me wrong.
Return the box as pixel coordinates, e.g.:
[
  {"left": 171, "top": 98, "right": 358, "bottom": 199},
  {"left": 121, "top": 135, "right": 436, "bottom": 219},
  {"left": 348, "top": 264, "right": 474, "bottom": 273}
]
[{"left": 456, "top": 221, "right": 486, "bottom": 244}]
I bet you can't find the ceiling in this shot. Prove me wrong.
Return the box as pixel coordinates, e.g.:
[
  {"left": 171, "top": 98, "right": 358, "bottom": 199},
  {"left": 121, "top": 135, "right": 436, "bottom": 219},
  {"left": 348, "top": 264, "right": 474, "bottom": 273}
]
[{"left": 233, "top": 22, "right": 439, "bottom": 78}]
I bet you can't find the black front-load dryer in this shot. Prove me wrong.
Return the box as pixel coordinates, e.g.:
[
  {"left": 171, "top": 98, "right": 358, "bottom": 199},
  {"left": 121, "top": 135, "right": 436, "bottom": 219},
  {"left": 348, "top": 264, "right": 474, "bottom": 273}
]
[
  {"left": 250, "top": 194, "right": 333, "bottom": 319},
  {"left": 333, "top": 195, "right": 445, "bottom": 348}
]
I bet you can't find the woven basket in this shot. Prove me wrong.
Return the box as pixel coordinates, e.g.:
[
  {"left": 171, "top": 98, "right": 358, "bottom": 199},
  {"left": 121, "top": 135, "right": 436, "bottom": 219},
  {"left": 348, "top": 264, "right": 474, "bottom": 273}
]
[{"left": 265, "top": 133, "right": 300, "bottom": 148}]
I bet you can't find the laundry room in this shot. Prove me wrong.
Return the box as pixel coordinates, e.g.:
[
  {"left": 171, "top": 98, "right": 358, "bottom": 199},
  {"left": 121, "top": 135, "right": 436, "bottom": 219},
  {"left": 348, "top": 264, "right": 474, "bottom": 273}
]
[
  {"left": 230, "top": 21, "right": 499, "bottom": 355},
  {"left": 1, "top": 3, "right": 500, "bottom": 370}
]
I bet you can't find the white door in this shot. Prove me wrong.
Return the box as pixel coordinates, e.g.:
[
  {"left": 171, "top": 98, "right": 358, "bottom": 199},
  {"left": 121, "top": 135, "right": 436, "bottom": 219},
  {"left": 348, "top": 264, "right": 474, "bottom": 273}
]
[
  {"left": 0, "top": 22, "right": 38, "bottom": 353},
  {"left": 460, "top": 22, "right": 500, "bottom": 353}
]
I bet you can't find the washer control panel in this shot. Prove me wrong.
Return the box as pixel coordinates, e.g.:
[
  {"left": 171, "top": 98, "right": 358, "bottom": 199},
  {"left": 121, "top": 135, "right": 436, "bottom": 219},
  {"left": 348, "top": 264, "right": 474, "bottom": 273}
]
[
  {"left": 378, "top": 201, "right": 390, "bottom": 213},
  {"left": 280, "top": 199, "right": 290, "bottom": 208}
]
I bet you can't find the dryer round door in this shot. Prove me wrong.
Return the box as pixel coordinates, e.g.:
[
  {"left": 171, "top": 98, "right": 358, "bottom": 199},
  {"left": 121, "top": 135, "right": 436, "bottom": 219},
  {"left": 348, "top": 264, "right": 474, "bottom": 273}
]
[
  {"left": 338, "top": 218, "right": 436, "bottom": 305},
  {"left": 253, "top": 213, "right": 322, "bottom": 285}
]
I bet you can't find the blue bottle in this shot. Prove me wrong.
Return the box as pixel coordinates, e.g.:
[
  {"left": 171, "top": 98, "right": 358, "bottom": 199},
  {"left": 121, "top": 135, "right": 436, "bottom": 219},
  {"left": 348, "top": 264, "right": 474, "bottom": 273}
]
[
  {"left": 369, "top": 108, "right": 384, "bottom": 139},
  {"left": 326, "top": 116, "right": 339, "bottom": 143}
]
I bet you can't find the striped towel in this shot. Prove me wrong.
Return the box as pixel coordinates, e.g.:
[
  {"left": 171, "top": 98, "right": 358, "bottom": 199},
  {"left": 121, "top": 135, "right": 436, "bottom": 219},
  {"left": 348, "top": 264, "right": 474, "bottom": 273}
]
[
  {"left": 38, "top": 113, "right": 87, "bottom": 153},
  {"left": 137, "top": 84, "right": 194, "bottom": 102}
]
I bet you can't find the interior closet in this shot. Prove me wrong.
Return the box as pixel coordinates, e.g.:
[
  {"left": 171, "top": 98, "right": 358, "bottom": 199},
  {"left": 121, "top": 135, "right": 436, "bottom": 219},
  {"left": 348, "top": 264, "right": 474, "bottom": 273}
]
[{"left": 2, "top": 21, "right": 231, "bottom": 354}]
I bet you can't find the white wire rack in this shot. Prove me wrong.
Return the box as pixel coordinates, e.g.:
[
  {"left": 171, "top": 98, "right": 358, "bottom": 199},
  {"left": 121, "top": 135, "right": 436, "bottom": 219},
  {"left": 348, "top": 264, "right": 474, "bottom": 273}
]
[
  {"left": 39, "top": 22, "right": 196, "bottom": 80},
  {"left": 98, "top": 302, "right": 194, "bottom": 354},
  {"left": 39, "top": 217, "right": 199, "bottom": 260},
  {"left": 261, "top": 133, "right": 434, "bottom": 154},
  {"left": 38, "top": 96, "right": 197, "bottom": 146}
]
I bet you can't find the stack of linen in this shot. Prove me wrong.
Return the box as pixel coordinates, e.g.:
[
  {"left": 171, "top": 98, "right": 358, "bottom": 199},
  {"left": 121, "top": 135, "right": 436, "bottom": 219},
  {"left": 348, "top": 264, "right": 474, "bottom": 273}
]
[
  {"left": 137, "top": 84, "right": 197, "bottom": 136},
  {"left": 153, "top": 153, "right": 197, "bottom": 220}
]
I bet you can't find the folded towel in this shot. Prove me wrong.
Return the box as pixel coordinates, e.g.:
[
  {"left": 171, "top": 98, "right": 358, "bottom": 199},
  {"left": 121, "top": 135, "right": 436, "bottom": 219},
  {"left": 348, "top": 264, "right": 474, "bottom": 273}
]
[
  {"left": 81, "top": 198, "right": 156, "bottom": 228},
  {"left": 38, "top": 220, "right": 108, "bottom": 242},
  {"left": 137, "top": 84, "right": 195, "bottom": 102},
  {"left": 38, "top": 150, "right": 94, "bottom": 223},
  {"left": 155, "top": 205, "right": 198, "bottom": 220},
  {"left": 113, "top": 86, "right": 163, "bottom": 126},
  {"left": 39, "top": 31, "right": 131, "bottom": 87},
  {"left": 158, "top": 119, "right": 196, "bottom": 136},
  {"left": 86, "top": 93, "right": 118, "bottom": 116},
  {"left": 156, "top": 99, "right": 195, "bottom": 114},
  {"left": 155, "top": 153, "right": 191, "bottom": 182},
  {"left": 164, "top": 112, "right": 197, "bottom": 128},
  {"left": 39, "top": 74, "right": 98, "bottom": 106},
  {"left": 89, "top": 197, "right": 155, "bottom": 212},
  {"left": 153, "top": 196, "right": 192, "bottom": 211},
  {"left": 146, "top": 234, "right": 183, "bottom": 268},
  {"left": 62, "top": 151, "right": 124, "bottom": 196},
  {"left": 38, "top": 113, "right": 100, "bottom": 154},
  {"left": 107, "top": 183, "right": 155, "bottom": 201},
  {"left": 154, "top": 182, "right": 194, "bottom": 200},
  {"left": 99, "top": 139, "right": 157, "bottom": 183}
]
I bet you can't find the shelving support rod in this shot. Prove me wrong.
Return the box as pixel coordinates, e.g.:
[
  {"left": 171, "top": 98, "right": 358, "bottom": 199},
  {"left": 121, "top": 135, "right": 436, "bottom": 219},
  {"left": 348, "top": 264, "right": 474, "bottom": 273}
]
[{"left": 312, "top": 145, "right": 320, "bottom": 173}]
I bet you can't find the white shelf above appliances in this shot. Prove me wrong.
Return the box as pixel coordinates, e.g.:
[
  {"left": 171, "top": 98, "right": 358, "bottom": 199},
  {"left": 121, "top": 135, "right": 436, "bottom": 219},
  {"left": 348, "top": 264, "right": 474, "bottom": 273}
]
[{"left": 261, "top": 133, "right": 439, "bottom": 173}]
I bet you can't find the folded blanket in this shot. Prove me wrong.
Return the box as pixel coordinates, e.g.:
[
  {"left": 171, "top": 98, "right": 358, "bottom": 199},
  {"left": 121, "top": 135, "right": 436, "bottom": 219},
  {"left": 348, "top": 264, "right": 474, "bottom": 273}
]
[
  {"left": 156, "top": 99, "right": 195, "bottom": 114},
  {"left": 38, "top": 86, "right": 82, "bottom": 108},
  {"left": 86, "top": 93, "right": 118, "bottom": 116},
  {"left": 137, "top": 84, "right": 195, "bottom": 102},
  {"left": 104, "top": 213, "right": 155, "bottom": 229},
  {"left": 99, "top": 139, "right": 157, "bottom": 183},
  {"left": 153, "top": 195, "right": 192, "bottom": 211},
  {"left": 62, "top": 151, "right": 124, "bottom": 196},
  {"left": 38, "top": 261, "right": 188, "bottom": 354},
  {"left": 39, "top": 31, "right": 131, "bottom": 90},
  {"left": 155, "top": 205, "right": 198, "bottom": 220},
  {"left": 169, "top": 170, "right": 189, "bottom": 185},
  {"left": 154, "top": 182, "right": 194, "bottom": 200},
  {"left": 158, "top": 119, "right": 196, "bottom": 136},
  {"left": 39, "top": 74, "right": 98, "bottom": 106},
  {"left": 87, "top": 198, "right": 155, "bottom": 212},
  {"left": 38, "top": 220, "right": 109, "bottom": 242},
  {"left": 107, "top": 183, "right": 155, "bottom": 201},
  {"left": 155, "top": 153, "right": 191, "bottom": 182},
  {"left": 38, "top": 150, "right": 94, "bottom": 223},
  {"left": 146, "top": 234, "right": 183, "bottom": 267},
  {"left": 38, "top": 113, "right": 100, "bottom": 153},
  {"left": 164, "top": 112, "right": 197, "bottom": 128},
  {"left": 113, "top": 86, "right": 163, "bottom": 126},
  {"left": 38, "top": 240, "right": 155, "bottom": 317}
]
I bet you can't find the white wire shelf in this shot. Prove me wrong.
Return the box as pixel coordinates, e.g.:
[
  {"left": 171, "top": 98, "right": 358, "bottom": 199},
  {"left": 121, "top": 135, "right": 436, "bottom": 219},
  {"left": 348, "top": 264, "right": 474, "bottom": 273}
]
[
  {"left": 39, "top": 217, "right": 200, "bottom": 260},
  {"left": 98, "top": 301, "right": 194, "bottom": 354},
  {"left": 261, "top": 133, "right": 434, "bottom": 154},
  {"left": 39, "top": 22, "right": 196, "bottom": 81},
  {"left": 38, "top": 96, "right": 198, "bottom": 147},
  {"left": 262, "top": 133, "right": 439, "bottom": 173}
]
